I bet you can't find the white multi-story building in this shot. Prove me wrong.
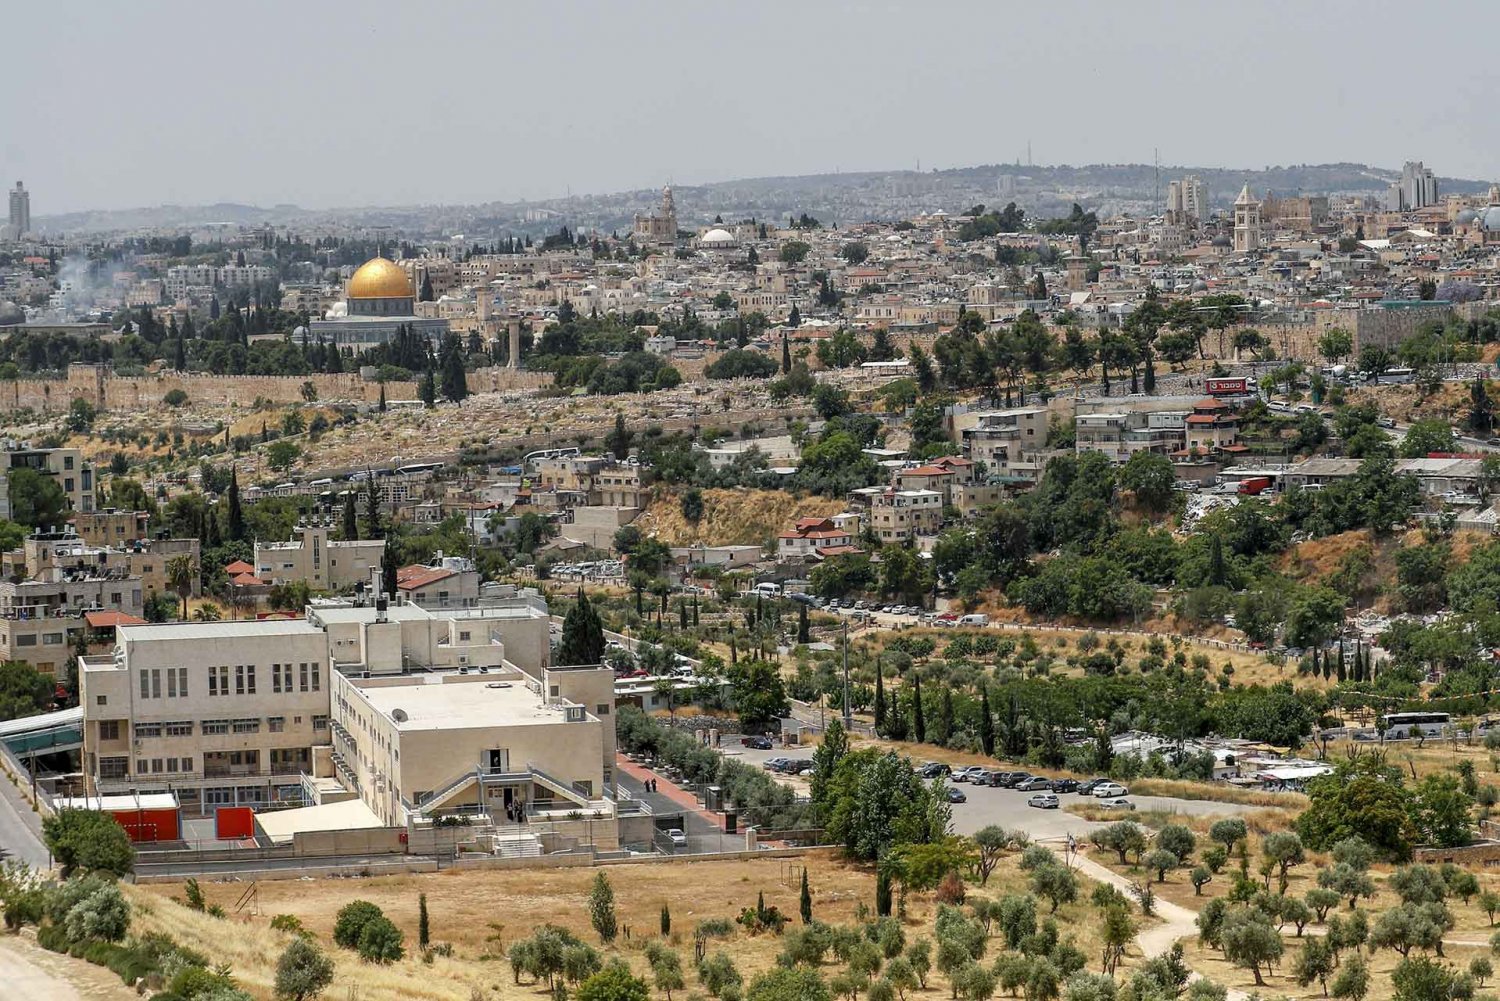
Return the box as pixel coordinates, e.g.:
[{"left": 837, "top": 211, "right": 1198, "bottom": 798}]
[{"left": 77, "top": 592, "right": 605, "bottom": 828}]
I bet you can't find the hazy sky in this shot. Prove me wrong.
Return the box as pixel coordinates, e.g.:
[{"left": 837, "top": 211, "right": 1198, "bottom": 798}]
[{"left": 7, "top": 0, "right": 1498, "bottom": 215}]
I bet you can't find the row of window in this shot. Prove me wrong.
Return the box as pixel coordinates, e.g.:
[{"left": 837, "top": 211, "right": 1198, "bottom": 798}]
[{"left": 140, "top": 662, "right": 323, "bottom": 700}]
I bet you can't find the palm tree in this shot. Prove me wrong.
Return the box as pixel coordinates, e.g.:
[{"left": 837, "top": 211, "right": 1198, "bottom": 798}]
[
  {"left": 192, "top": 603, "right": 222, "bottom": 621},
  {"left": 165, "top": 555, "right": 197, "bottom": 620}
]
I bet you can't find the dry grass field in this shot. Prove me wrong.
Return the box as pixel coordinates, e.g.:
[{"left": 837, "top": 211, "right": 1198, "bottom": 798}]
[{"left": 129, "top": 850, "right": 1155, "bottom": 1001}]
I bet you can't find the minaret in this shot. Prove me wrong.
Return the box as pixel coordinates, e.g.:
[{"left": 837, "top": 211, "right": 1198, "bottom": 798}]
[
  {"left": 1233, "top": 184, "right": 1262, "bottom": 254},
  {"left": 661, "top": 186, "right": 677, "bottom": 239}
]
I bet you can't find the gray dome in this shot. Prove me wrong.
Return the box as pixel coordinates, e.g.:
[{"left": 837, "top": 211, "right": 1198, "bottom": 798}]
[
  {"left": 0, "top": 302, "right": 23, "bottom": 326},
  {"left": 1457, "top": 208, "right": 1478, "bottom": 225},
  {"left": 1191, "top": 279, "right": 1209, "bottom": 292},
  {"left": 1480, "top": 207, "right": 1500, "bottom": 232}
]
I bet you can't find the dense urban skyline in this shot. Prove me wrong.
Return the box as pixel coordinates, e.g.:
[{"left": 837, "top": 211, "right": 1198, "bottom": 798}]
[{"left": 7, "top": 0, "right": 1500, "bottom": 214}]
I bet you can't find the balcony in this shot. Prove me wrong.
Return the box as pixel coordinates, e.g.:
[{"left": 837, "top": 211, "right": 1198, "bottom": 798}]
[{"left": 203, "top": 764, "right": 262, "bottom": 779}]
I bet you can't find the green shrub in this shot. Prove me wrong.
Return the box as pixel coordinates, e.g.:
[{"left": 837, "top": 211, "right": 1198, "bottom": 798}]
[
  {"left": 357, "top": 915, "right": 405, "bottom": 963},
  {"left": 63, "top": 881, "right": 130, "bottom": 942},
  {"left": 333, "top": 900, "right": 384, "bottom": 949},
  {"left": 270, "top": 913, "right": 306, "bottom": 935}
]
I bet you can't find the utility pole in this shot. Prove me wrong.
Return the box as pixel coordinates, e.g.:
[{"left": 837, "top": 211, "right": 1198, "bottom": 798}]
[{"left": 842, "top": 620, "right": 852, "bottom": 729}]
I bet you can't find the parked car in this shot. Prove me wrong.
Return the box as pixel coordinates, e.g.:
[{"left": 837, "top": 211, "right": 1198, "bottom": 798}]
[
  {"left": 762, "top": 757, "right": 791, "bottom": 772},
  {"left": 998, "top": 772, "right": 1034, "bottom": 788},
  {"left": 1093, "top": 783, "right": 1129, "bottom": 798},
  {"left": 970, "top": 769, "right": 997, "bottom": 786},
  {"left": 1096, "top": 797, "right": 1135, "bottom": 810},
  {"left": 1027, "top": 793, "right": 1060, "bottom": 809},
  {"left": 1051, "top": 778, "right": 1079, "bottom": 794},
  {"left": 1015, "top": 776, "right": 1053, "bottom": 792},
  {"left": 665, "top": 828, "right": 689, "bottom": 849},
  {"left": 945, "top": 787, "right": 968, "bottom": 804},
  {"left": 741, "top": 735, "right": 773, "bottom": 750},
  {"left": 917, "top": 761, "right": 952, "bottom": 779},
  {"left": 951, "top": 766, "right": 987, "bottom": 783},
  {"left": 1076, "top": 778, "right": 1111, "bottom": 796}
]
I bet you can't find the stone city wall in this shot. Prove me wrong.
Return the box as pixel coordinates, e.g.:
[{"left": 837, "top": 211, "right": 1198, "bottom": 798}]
[{"left": 0, "top": 365, "right": 552, "bottom": 414}]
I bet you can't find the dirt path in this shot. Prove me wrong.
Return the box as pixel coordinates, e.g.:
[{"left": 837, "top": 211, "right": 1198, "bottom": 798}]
[
  {"left": 1068, "top": 850, "right": 1253, "bottom": 1001},
  {"left": 0, "top": 932, "right": 139, "bottom": 1001}
]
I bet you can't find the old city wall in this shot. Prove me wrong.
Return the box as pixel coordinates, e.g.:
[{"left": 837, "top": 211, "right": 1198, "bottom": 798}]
[{"left": 0, "top": 365, "right": 552, "bottom": 414}]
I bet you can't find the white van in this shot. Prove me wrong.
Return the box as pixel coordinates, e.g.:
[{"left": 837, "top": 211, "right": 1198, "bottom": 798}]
[
  {"left": 752, "top": 582, "right": 783, "bottom": 597},
  {"left": 958, "top": 614, "right": 990, "bottom": 627}
]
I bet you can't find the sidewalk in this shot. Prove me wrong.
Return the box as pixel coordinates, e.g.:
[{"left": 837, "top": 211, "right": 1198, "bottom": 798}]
[{"left": 616, "top": 755, "right": 724, "bottom": 829}]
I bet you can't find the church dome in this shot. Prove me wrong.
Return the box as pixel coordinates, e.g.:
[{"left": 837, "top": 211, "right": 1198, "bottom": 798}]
[
  {"left": 1479, "top": 207, "right": 1500, "bottom": 233},
  {"left": 1457, "top": 208, "right": 1478, "bottom": 226},
  {"left": 701, "top": 228, "right": 734, "bottom": 244},
  {"left": 347, "top": 257, "right": 413, "bottom": 299},
  {"left": 0, "top": 301, "right": 22, "bottom": 325}
]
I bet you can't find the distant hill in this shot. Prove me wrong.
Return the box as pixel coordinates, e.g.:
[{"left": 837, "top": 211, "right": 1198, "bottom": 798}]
[{"left": 35, "top": 161, "right": 1493, "bottom": 237}]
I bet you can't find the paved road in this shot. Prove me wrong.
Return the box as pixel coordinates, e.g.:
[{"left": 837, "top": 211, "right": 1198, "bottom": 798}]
[
  {"left": 0, "top": 930, "right": 137, "bottom": 1000},
  {"left": 0, "top": 766, "right": 49, "bottom": 871},
  {"left": 722, "top": 741, "right": 1265, "bottom": 841}
]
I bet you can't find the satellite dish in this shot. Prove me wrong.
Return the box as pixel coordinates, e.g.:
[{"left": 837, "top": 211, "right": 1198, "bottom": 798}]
[{"left": 392, "top": 708, "right": 408, "bottom": 723}]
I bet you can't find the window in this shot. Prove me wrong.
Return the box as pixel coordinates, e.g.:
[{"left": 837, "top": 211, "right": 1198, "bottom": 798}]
[
  {"left": 179, "top": 757, "right": 193, "bottom": 773},
  {"left": 98, "top": 720, "right": 120, "bottom": 741},
  {"left": 133, "top": 722, "right": 162, "bottom": 739},
  {"left": 204, "top": 787, "right": 233, "bottom": 806},
  {"left": 95, "top": 694, "right": 106, "bottom": 706},
  {"left": 311, "top": 663, "right": 319, "bottom": 691},
  {"left": 299, "top": 663, "right": 308, "bottom": 692},
  {"left": 268, "top": 716, "right": 285, "bottom": 733},
  {"left": 167, "top": 669, "right": 178, "bottom": 699},
  {"left": 164, "top": 721, "right": 192, "bottom": 737},
  {"left": 202, "top": 720, "right": 230, "bottom": 736},
  {"left": 596, "top": 704, "right": 610, "bottom": 716},
  {"left": 15, "top": 634, "right": 36, "bottom": 647},
  {"left": 165, "top": 758, "right": 178, "bottom": 773},
  {"left": 312, "top": 715, "right": 329, "bottom": 731},
  {"left": 232, "top": 718, "right": 260, "bottom": 734},
  {"left": 98, "top": 757, "right": 127, "bottom": 780},
  {"left": 272, "top": 663, "right": 284, "bottom": 694},
  {"left": 235, "top": 665, "right": 245, "bottom": 695},
  {"left": 209, "top": 665, "right": 228, "bottom": 696},
  {"left": 245, "top": 665, "right": 256, "bottom": 694},
  {"left": 42, "top": 632, "right": 62, "bottom": 645},
  {"left": 175, "top": 667, "right": 187, "bottom": 697},
  {"left": 110, "top": 592, "right": 121, "bottom": 606}
]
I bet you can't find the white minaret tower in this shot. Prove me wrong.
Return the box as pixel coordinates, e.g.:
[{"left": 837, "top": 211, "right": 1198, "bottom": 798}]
[{"left": 1233, "top": 183, "right": 1262, "bottom": 254}]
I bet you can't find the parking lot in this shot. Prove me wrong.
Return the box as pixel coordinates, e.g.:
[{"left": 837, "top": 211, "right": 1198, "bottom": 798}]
[{"left": 722, "top": 741, "right": 1263, "bottom": 841}]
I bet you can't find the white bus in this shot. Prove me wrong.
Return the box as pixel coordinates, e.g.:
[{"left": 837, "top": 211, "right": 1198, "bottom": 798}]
[{"left": 1380, "top": 711, "right": 1451, "bottom": 740}]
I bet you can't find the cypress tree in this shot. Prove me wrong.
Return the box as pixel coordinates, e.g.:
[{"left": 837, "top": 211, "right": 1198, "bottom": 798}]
[
  {"left": 342, "top": 490, "right": 358, "bottom": 541},
  {"left": 875, "top": 870, "right": 892, "bottom": 917},
  {"left": 782, "top": 334, "right": 792, "bottom": 374},
  {"left": 679, "top": 603, "right": 688, "bottom": 629},
  {"left": 692, "top": 596, "right": 699, "bottom": 626},
  {"left": 799, "top": 869, "right": 812, "bottom": 924},
  {"left": 660, "top": 902, "right": 671, "bottom": 936},
  {"left": 419, "top": 368, "right": 437, "bottom": 408},
  {"left": 873, "top": 662, "right": 886, "bottom": 735},
  {"left": 1208, "top": 534, "right": 1226, "bottom": 586},
  {"left": 936, "top": 688, "right": 954, "bottom": 746},
  {"left": 797, "top": 603, "right": 809, "bottom": 644},
  {"left": 912, "top": 672, "right": 926, "bottom": 743},
  {"left": 173, "top": 336, "right": 186, "bottom": 371},
  {"left": 559, "top": 588, "right": 606, "bottom": 666},
  {"left": 378, "top": 382, "right": 387, "bottom": 412},
  {"left": 418, "top": 893, "right": 430, "bottom": 950},
  {"left": 365, "top": 476, "right": 383, "bottom": 539},
  {"left": 1336, "top": 652, "right": 1347, "bottom": 683},
  {"left": 381, "top": 546, "right": 398, "bottom": 598},
  {"left": 226, "top": 469, "right": 244, "bottom": 541},
  {"left": 978, "top": 686, "right": 995, "bottom": 756}
]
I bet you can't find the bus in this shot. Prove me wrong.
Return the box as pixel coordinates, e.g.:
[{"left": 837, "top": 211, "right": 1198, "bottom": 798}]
[{"left": 1380, "top": 711, "right": 1451, "bottom": 740}]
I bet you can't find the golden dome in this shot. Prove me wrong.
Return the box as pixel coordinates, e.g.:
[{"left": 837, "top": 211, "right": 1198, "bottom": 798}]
[{"left": 346, "top": 257, "right": 413, "bottom": 299}]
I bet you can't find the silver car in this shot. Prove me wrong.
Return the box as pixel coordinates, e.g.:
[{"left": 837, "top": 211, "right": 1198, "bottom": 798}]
[{"left": 1027, "top": 793, "right": 1059, "bottom": 809}]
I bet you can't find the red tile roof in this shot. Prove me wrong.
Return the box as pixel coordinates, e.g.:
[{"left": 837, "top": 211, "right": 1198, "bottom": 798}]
[
  {"left": 396, "top": 565, "right": 457, "bottom": 591},
  {"left": 224, "top": 560, "right": 254, "bottom": 574},
  {"left": 230, "top": 572, "right": 264, "bottom": 586},
  {"left": 84, "top": 610, "right": 147, "bottom": 629}
]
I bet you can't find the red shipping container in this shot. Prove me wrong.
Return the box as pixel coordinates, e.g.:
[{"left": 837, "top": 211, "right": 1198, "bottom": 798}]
[
  {"left": 111, "top": 808, "right": 180, "bottom": 843},
  {"left": 215, "top": 806, "right": 256, "bottom": 840}
]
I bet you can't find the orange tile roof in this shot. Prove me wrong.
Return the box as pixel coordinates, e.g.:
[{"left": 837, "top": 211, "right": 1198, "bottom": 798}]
[
  {"left": 224, "top": 560, "right": 254, "bottom": 574},
  {"left": 396, "top": 564, "right": 456, "bottom": 591},
  {"left": 230, "top": 572, "right": 264, "bottom": 586},
  {"left": 84, "top": 610, "right": 147, "bottom": 628}
]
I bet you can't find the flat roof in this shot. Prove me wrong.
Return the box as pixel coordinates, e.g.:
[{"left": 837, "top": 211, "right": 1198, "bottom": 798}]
[
  {"left": 116, "top": 619, "right": 324, "bottom": 642},
  {"left": 354, "top": 676, "right": 575, "bottom": 731},
  {"left": 255, "top": 799, "right": 384, "bottom": 844},
  {"left": 58, "top": 792, "right": 178, "bottom": 811}
]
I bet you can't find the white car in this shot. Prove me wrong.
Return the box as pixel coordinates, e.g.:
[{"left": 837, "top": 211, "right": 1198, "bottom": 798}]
[
  {"left": 665, "top": 828, "right": 688, "bottom": 849},
  {"left": 1093, "top": 783, "right": 1129, "bottom": 798},
  {"left": 1097, "top": 797, "right": 1135, "bottom": 811},
  {"left": 951, "top": 766, "right": 987, "bottom": 784},
  {"left": 1027, "top": 793, "right": 1060, "bottom": 809}
]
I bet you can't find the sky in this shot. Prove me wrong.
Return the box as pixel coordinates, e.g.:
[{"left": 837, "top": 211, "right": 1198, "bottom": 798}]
[{"left": 6, "top": 0, "right": 1499, "bottom": 215}]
